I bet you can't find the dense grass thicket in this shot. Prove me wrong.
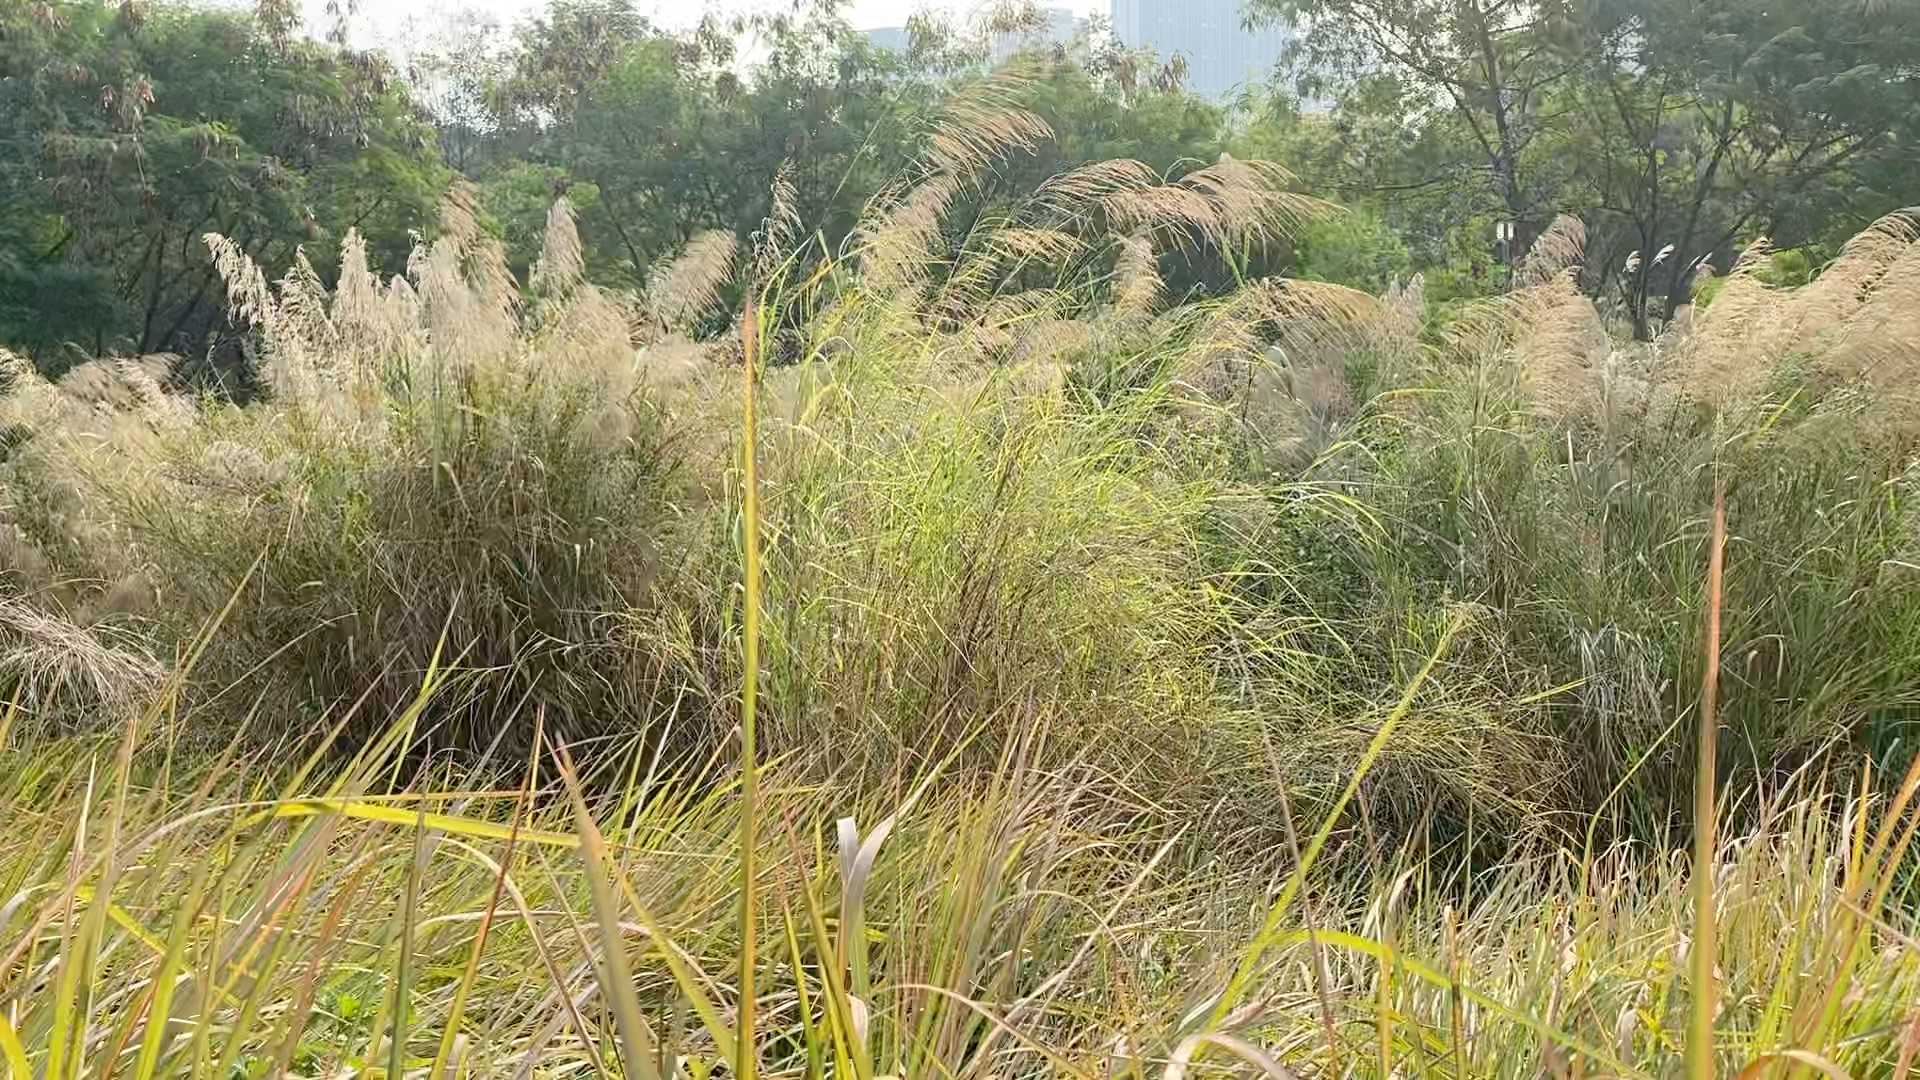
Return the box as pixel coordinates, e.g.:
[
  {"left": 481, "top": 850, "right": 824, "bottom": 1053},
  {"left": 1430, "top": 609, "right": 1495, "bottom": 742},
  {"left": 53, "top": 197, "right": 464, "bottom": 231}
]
[{"left": 2, "top": 90, "right": 1919, "bottom": 1075}]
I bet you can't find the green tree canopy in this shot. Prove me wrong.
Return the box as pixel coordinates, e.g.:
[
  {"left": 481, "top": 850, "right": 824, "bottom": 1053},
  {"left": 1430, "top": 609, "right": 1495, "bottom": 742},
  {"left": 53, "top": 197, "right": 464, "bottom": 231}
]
[{"left": 0, "top": 0, "right": 447, "bottom": 363}]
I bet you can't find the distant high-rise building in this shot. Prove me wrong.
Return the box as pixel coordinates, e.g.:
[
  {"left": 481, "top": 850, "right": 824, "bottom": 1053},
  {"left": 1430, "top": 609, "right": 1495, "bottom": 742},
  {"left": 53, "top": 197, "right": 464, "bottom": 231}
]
[
  {"left": 866, "top": 6, "right": 1083, "bottom": 62},
  {"left": 1110, "top": 0, "right": 1289, "bottom": 100},
  {"left": 865, "top": 24, "right": 912, "bottom": 52},
  {"left": 990, "top": 6, "right": 1080, "bottom": 64}
]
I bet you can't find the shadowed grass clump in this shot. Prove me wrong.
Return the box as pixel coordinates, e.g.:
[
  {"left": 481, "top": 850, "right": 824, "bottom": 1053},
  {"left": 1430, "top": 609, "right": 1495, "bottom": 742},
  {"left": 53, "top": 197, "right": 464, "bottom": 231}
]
[
  {"left": 1268, "top": 210, "right": 1920, "bottom": 842},
  {"left": 0, "top": 80, "right": 1407, "bottom": 809},
  {"left": 0, "top": 194, "right": 709, "bottom": 754},
  {"left": 0, "top": 128, "right": 1915, "bottom": 844}
]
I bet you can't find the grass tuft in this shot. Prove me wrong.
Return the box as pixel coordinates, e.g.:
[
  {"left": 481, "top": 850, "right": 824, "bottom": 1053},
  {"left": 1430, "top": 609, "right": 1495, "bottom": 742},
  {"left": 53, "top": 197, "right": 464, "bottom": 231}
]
[{"left": 0, "top": 98, "right": 1916, "bottom": 1076}]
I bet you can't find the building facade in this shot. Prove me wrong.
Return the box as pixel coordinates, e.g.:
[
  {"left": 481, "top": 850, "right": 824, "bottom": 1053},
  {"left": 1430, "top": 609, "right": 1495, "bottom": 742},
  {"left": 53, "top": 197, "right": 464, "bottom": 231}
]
[
  {"left": 864, "top": 24, "right": 914, "bottom": 53},
  {"left": 1109, "top": 0, "right": 1289, "bottom": 100},
  {"left": 991, "top": 6, "right": 1080, "bottom": 63},
  {"left": 866, "top": 7, "right": 1082, "bottom": 61}
]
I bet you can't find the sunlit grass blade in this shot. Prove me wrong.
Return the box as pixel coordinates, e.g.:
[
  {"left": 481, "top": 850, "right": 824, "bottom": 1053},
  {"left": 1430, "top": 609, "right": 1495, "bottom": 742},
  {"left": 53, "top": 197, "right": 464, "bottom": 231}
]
[{"left": 1690, "top": 485, "right": 1726, "bottom": 1080}]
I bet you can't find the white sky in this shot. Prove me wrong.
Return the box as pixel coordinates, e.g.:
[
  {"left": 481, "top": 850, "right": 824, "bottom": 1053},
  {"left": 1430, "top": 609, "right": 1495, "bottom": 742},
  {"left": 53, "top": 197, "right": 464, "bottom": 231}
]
[{"left": 314, "top": 0, "right": 1109, "bottom": 55}]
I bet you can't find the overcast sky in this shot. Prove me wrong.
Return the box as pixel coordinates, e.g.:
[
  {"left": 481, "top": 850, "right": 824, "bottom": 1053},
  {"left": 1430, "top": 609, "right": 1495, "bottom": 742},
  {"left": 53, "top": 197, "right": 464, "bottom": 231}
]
[{"left": 310, "top": 0, "right": 1109, "bottom": 56}]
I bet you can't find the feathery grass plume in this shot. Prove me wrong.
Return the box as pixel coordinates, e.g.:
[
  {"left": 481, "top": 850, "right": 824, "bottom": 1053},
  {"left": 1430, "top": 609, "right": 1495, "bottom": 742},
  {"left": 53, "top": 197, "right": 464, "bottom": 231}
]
[
  {"left": 109, "top": 356, "right": 192, "bottom": 430},
  {"left": 749, "top": 159, "right": 800, "bottom": 289},
  {"left": 529, "top": 198, "right": 638, "bottom": 386},
  {"left": 1382, "top": 271, "right": 1426, "bottom": 334},
  {"left": 332, "top": 228, "right": 383, "bottom": 348},
  {"left": 270, "top": 248, "right": 343, "bottom": 406},
  {"left": 1003, "top": 317, "right": 1084, "bottom": 384},
  {"left": 1658, "top": 214, "right": 1920, "bottom": 428},
  {"left": 926, "top": 283, "right": 1069, "bottom": 368},
  {"left": 939, "top": 224, "right": 1089, "bottom": 312},
  {"left": 860, "top": 172, "right": 964, "bottom": 294},
  {"left": 1175, "top": 308, "right": 1269, "bottom": 409},
  {"left": 1177, "top": 278, "right": 1388, "bottom": 469},
  {"left": 976, "top": 285, "right": 1071, "bottom": 347},
  {"left": 1111, "top": 233, "right": 1163, "bottom": 325},
  {"left": 529, "top": 195, "right": 587, "bottom": 303},
  {"left": 857, "top": 70, "right": 1052, "bottom": 293},
  {"left": 647, "top": 230, "right": 739, "bottom": 331},
  {"left": 1439, "top": 270, "right": 1609, "bottom": 421},
  {"left": 1174, "top": 277, "right": 1382, "bottom": 399},
  {"left": 51, "top": 353, "right": 176, "bottom": 419},
  {"left": 921, "top": 64, "right": 1052, "bottom": 182},
  {"left": 1031, "top": 157, "right": 1161, "bottom": 226},
  {"left": 1512, "top": 273, "right": 1611, "bottom": 420},
  {"left": 1515, "top": 214, "right": 1587, "bottom": 288},
  {"left": 443, "top": 179, "right": 520, "bottom": 319},
  {"left": 980, "top": 225, "right": 1083, "bottom": 267},
  {"left": 203, "top": 231, "right": 274, "bottom": 331},
  {"left": 417, "top": 180, "right": 519, "bottom": 368},
  {"left": 202, "top": 232, "right": 357, "bottom": 413},
  {"left": 1178, "top": 156, "right": 1329, "bottom": 245},
  {"left": 1803, "top": 210, "right": 1920, "bottom": 419},
  {"left": 1253, "top": 277, "right": 1393, "bottom": 363},
  {"left": 276, "top": 248, "right": 335, "bottom": 349},
  {"left": 1095, "top": 158, "right": 1334, "bottom": 254},
  {"left": 371, "top": 271, "right": 426, "bottom": 378},
  {"left": 1664, "top": 236, "right": 1778, "bottom": 409},
  {"left": 415, "top": 234, "right": 484, "bottom": 369},
  {"left": 536, "top": 279, "right": 638, "bottom": 392},
  {"left": 1789, "top": 208, "right": 1918, "bottom": 332}
]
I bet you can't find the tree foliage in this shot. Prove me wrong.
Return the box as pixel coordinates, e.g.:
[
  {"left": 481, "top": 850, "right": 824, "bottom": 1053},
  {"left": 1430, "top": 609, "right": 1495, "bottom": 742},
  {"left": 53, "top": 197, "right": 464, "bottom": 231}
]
[
  {"left": 2, "top": 0, "right": 1914, "bottom": 358},
  {"left": 1249, "top": 0, "right": 1920, "bottom": 329},
  {"left": 0, "top": 0, "right": 446, "bottom": 363}
]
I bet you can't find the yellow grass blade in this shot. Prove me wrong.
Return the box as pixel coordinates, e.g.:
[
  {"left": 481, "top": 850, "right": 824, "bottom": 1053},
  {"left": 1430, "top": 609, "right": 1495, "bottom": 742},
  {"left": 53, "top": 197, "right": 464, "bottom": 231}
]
[
  {"left": 1690, "top": 486, "right": 1727, "bottom": 1080},
  {"left": 0, "top": 1014, "right": 28, "bottom": 1080},
  {"left": 257, "top": 799, "right": 581, "bottom": 848}
]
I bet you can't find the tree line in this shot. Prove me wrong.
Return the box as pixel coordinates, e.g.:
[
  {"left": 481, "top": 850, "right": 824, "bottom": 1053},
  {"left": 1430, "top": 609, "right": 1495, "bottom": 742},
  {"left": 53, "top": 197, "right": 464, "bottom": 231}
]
[{"left": 2, "top": 0, "right": 1915, "bottom": 363}]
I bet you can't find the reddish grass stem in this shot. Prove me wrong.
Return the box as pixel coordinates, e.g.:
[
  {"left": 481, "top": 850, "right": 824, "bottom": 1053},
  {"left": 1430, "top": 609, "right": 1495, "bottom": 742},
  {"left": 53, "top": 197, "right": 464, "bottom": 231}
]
[
  {"left": 1689, "top": 484, "right": 1726, "bottom": 1080},
  {"left": 737, "top": 298, "right": 763, "bottom": 1080}
]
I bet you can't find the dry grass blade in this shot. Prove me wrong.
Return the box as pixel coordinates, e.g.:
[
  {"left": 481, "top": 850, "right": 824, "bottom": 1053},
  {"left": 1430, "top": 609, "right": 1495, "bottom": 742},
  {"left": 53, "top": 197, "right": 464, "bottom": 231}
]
[
  {"left": 556, "top": 741, "right": 663, "bottom": 1080},
  {"left": 736, "top": 298, "right": 764, "bottom": 1080},
  {"left": 1166, "top": 1032, "right": 1300, "bottom": 1079},
  {"left": 0, "top": 598, "right": 163, "bottom": 717}
]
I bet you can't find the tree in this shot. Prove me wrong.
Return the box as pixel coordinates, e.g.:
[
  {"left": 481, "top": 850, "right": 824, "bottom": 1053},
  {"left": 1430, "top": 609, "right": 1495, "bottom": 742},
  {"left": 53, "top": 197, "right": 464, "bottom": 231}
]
[
  {"left": 0, "top": 0, "right": 446, "bottom": 361},
  {"left": 446, "top": 0, "right": 1244, "bottom": 301},
  {"left": 1251, "top": 0, "right": 1586, "bottom": 259},
  {"left": 459, "top": 0, "right": 924, "bottom": 288},
  {"left": 1236, "top": 77, "right": 1511, "bottom": 299},
  {"left": 1565, "top": 0, "right": 1920, "bottom": 334},
  {"left": 1252, "top": 0, "right": 1920, "bottom": 328}
]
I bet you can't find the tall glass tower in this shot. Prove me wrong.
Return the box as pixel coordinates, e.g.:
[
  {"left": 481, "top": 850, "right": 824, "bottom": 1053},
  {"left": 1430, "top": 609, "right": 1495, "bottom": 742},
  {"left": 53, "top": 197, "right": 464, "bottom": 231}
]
[{"left": 1109, "top": 0, "right": 1290, "bottom": 100}]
